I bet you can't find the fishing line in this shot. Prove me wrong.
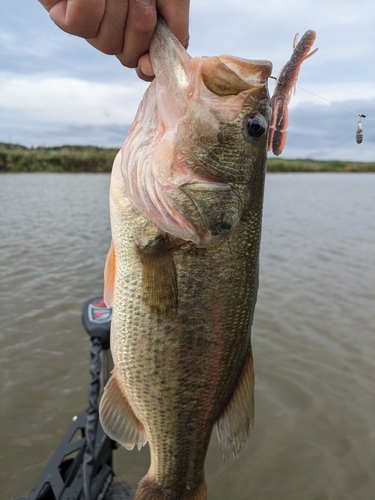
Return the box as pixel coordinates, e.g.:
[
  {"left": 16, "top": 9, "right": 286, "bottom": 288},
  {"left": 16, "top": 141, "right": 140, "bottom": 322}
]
[{"left": 269, "top": 75, "right": 375, "bottom": 144}]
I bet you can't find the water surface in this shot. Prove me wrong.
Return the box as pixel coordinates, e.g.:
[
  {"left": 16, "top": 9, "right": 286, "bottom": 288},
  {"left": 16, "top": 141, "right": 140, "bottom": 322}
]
[{"left": 1, "top": 173, "right": 374, "bottom": 500}]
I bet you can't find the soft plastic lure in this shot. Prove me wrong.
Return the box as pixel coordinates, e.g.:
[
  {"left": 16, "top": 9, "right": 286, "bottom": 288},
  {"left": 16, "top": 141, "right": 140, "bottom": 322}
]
[{"left": 269, "top": 30, "right": 318, "bottom": 156}]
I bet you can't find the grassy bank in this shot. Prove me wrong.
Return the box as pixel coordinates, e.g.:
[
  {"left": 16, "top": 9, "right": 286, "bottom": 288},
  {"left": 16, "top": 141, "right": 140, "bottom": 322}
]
[
  {"left": 0, "top": 143, "right": 118, "bottom": 173},
  {"left": 267, "top": 158, "right": 375, "bottom": 172},
  {"left": 1, "top": 143, "right": 374, "bottom": 173}
]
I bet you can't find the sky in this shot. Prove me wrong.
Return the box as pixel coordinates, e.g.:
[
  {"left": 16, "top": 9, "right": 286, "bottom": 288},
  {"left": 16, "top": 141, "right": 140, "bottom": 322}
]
[{"left": 1, "top": 0, "right": 374, "bottom": 161}]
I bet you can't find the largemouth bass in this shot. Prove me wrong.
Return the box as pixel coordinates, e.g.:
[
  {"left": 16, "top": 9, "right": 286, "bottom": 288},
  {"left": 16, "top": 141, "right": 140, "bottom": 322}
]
[{"left": 100, "top": 18, "right": 272, "bottom": 500}]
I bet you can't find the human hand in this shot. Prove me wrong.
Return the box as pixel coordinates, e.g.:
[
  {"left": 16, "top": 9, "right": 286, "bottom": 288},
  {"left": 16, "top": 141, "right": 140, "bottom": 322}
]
[{"left": 39, "top": 0, "right": 190, "bottom": 81}]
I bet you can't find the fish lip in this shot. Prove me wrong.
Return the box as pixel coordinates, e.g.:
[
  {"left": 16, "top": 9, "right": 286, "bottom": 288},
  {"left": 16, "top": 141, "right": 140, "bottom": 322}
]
[
  {"left": 150, "top": 15, "right": 192, "bottom": 88},
  {"left": 209, "top": 55, "right": 273, "bottom": 89}
]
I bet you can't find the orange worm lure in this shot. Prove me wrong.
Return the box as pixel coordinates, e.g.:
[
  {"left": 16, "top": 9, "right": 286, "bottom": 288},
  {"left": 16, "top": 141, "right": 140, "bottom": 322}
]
[{"left": 269, "top": 30, "right": 318, "bottom": 156}]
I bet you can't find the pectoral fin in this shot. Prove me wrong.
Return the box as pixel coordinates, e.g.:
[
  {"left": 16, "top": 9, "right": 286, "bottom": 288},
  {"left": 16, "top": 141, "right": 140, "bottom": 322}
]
[
  {"left": 99, "top": 367, "right": 147, "bottom": 450},
  {"left": 104, "top": 241, "right": 116, "bottom": 307},
  {"left": 137, "top": 236, "right": 178, "bottom": 318},
  {"left": 215, "top": 348, "right": 255, "bottom": 459}
]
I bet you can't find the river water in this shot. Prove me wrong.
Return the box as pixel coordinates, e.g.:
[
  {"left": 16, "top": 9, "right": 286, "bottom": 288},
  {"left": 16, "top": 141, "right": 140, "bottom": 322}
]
[{"left": 1, "top": 173, "right": 374, "bottom": 500}]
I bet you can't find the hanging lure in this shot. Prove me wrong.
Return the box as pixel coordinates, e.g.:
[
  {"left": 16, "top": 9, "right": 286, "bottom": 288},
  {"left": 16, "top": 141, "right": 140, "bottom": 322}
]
[
  {"left": 268, "top": 30, "right": 318, "bottom": 156},
  {"left": 356, "top": 114, "right": 366, "bottom": 144}
]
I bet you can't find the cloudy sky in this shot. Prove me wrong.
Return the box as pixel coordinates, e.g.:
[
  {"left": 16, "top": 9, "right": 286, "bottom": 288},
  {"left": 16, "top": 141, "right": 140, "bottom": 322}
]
[{"left": 1, "top": 0, "right": 374, "bottom": 160}]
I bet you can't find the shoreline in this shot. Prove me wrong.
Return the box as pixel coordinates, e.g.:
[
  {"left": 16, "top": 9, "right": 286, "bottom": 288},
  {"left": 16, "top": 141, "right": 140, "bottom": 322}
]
[{"left": 1, "top": 143, "right": 374, "bottom": 173}]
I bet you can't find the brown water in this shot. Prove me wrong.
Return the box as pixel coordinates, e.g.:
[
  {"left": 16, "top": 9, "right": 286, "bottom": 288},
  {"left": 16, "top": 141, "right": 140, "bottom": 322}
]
[{"left": 1, "top": 173, "right": 374, "bottom": 500}]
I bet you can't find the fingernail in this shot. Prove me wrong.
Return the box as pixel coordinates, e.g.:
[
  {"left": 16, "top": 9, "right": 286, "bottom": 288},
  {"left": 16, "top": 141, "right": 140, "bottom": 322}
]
[
  {"left": 135, "top": 0, "right": 152, "bottom": 5},
  {"left": 140, "top": 65, "right": 155, "bottom": 77}
]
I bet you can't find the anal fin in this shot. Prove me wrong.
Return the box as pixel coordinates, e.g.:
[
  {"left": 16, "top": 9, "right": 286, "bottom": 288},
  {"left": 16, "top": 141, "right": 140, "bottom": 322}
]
[
  {"left": 215, "top": 348, "right": 255, "bottom": 459},
  {"left": 99, "top": 367, "right": 147, "bottom": 450}
]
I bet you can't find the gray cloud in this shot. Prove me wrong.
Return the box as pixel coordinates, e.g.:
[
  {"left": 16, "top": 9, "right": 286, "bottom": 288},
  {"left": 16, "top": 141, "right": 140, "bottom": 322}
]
[
  {"left": 281, "top": 100, "right": 375, "bottom": 161},
  {"left": 1, "top": 0, "right": 374, "bottom": 160},
  {"left": 0, "top": 106, "right": 129, "bottom": 149},
  {"left": 0, "top": 0, "right": 133, "bottom": 84}
]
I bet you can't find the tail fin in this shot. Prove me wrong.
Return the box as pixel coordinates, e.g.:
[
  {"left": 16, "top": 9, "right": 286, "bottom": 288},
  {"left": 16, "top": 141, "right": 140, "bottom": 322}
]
[{"left": 133, "top": 475, "right": 207, "bottom": 500}]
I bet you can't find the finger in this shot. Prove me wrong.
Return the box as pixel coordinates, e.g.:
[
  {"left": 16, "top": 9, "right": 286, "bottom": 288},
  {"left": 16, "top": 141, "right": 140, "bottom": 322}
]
[
  {"left": 157, "top": 0, "right": 190, "bottom": 48},
  {"left": 116, "top": 0, "right": 157, "bottom": 69},
  {"left": 136, "top": 67, "right": 155, "bottom": 82},
  {"left": 42, "top": 0, "right": 105, "bottom": 39},
  {"left": 86, "top": 0, "right": 129, "bottom": 54},
  {"left": 136, "top": 54, "right": 155, "bottom": 81},
  {"left": 38, "top": 0, "right": 62, "bottom": 11}
]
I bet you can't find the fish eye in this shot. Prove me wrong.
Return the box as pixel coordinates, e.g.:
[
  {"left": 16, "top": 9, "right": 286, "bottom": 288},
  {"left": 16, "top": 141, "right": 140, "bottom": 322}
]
[{"left": 243, "top": 114, "right": 267, "bottom": 140}]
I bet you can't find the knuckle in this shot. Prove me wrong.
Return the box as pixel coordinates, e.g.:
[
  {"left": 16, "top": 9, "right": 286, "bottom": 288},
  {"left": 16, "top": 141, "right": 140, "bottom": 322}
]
[
  {"left": 101, "top": 40, "right": 125, "bottom": 55},
  {"left": 117, "top": 54, "right": 138, "bottom": 69},
  {"left": 87, "top": 36, "right": 124, "bottom": 55},
  {"left": 131, "top": 20, "right": 155, "bottom": 36},
  {"left": 77, "top": 27, "right": 100, "bottom": 38}
]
